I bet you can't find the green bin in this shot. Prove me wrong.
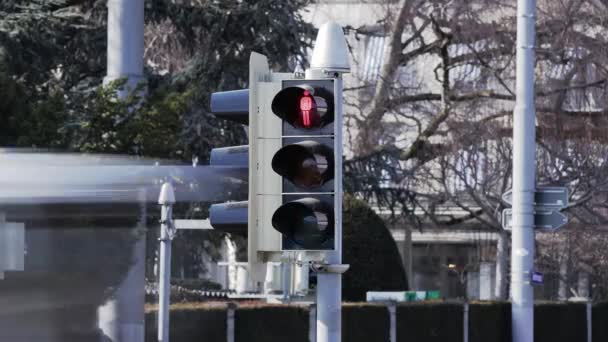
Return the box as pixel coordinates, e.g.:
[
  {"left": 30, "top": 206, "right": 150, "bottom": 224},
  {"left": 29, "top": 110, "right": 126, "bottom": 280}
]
[{"left": 426, "top": 291, "right": 441, "bottom": 300}]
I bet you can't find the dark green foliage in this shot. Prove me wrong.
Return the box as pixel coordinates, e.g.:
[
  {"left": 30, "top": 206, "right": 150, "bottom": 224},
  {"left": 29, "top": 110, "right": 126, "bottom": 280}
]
[
  {"left": 146, "top": 306, "right": 228, "bottom": 342},
  {"left": 535, "top": 302, "right": 587, "bottom": 342},
  {"left": 0, "top": 0, "right": 314, "bottom": 307},
  {"left": 469, "top": 302, "right": 511, "bottom": 342},
  {"left": 342, "top": 303, "right": 390, "bottom": 342},
  {"left": 593, "top": 301, "right": 608, "bottom": 342},
  {"left": 235, "top": 305, "right": 309, "bottom": 342},
  {"left": 396, "top": 302, "right": 463, "bottom": 342},
  {"left": 343, "top": 194, "right": 408, "bottom": 301}
]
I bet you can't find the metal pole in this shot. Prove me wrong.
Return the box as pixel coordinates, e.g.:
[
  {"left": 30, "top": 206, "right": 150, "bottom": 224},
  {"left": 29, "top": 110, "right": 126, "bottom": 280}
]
[
  {"left": 98, "top": 1, "right": 146, "bottom": 340},
  {"left": 158, "top": 183, "right": 176, "bottom": 342},
  {"left": 463, "top": 302, "right": 469, "bottom": 342},
  {"left": 307, "top": 21, "right": 350, "bottom": 342},
  {"left": 511, "top": 1, "right": 536, "bottom": 341},
  {"left": 587, "top": 301, "right": 592, "bottom": 342},
  {"left": 105, "top": 0, "right": 146, "bottom": 92}
]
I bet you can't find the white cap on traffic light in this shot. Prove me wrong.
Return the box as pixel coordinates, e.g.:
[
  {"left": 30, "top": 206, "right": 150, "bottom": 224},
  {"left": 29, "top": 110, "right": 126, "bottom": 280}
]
[{"left": 310, "top": 22, "right": 350, "bottom": 73}]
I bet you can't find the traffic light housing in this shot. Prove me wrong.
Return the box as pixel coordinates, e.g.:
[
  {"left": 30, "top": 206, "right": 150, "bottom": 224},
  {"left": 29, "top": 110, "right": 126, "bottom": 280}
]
[
  {"left": 269, "top": 79, "right": 337, "bottom": 251},
  {"left": 208, "top": 91, "right": 249, "bottom": 236},
  {"left": 209, "top": 52, "right": 342, "bottom": 289}
]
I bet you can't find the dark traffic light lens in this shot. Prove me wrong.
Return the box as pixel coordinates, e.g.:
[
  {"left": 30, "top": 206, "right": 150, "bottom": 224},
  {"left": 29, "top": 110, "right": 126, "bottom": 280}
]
[
  {"left": 271, "top": 198, "right": 334, "bottom": 249},
  {"left": 272, "top": 86, "right": 334, "bottom": 129},
  {"left": 271, "top": 141, "right": 334, "bottom": 189}
]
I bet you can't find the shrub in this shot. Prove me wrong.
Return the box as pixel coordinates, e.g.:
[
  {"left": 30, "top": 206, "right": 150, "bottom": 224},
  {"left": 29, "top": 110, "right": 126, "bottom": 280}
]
[
  {"left": 535, "top": 302, "right": 586, "bottom": 342},
  {"left": 343, "top": 303, "right": 390, "bottom": 342},
  {"left": 146, "top": 304, "right": 227, "bottom": 342},
  {"left": 342, "top": 195, "right": 408, "bottom": 301},
  {"left": 593, "top": 301, "right": 608, "bottom": 342},
  {"left": 235, "top": 305, "right": 309, "bottom": 342},
  {"left": 396, "top": 302, "right": 463, "bottom": 342},
  {"left": 469, "top": 301, "right": 511, "bottom": 342}
]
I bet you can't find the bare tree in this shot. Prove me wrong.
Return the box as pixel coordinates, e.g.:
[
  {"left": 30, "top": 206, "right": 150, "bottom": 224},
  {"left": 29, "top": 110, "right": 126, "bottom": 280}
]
[{"left": 344, "top": 0, "right": 608, "bottom": 299}]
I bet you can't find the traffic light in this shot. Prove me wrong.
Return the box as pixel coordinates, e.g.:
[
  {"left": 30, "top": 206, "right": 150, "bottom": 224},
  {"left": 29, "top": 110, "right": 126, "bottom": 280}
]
[
  {"left": 209, "top": 52, "right": 287, "bottom": 289},
  {"left": 208, "top": 90, "right": 249, "bottom": 236},
  {"left": 269, "top": 79, "right": 337, "bottom": 250}
]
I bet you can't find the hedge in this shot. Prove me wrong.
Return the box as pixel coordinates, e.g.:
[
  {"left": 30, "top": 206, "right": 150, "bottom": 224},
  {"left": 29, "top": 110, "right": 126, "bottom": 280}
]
[
  {"left": 343, "top": 303, "right": 389, "bottom": 342},
  {"left": 145, "top": 304, "right": 227, "bottom": 342},
  {"left": 143, "top": 301, "right": 605, "bottom": 342},
  {"left": 396, "top": 302, "right": 463, "bottom": 342},
  {"left": 535, "top": 302, "right": 586, "bottom": 342},
  {"left": 342, "top": 195, "right": 408, "bottom": 301},
  {"left": 235, "top": 304, "right": 309, "bottom": 342},
  {"left": 469, "top": 302, "right": 511, "bottom": 342},
  {"left": 593, "top": 301, "right": 608, "bottom": 342}
]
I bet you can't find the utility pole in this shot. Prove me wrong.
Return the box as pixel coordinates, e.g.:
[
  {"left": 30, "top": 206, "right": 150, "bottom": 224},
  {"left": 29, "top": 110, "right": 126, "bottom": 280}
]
[
  {"left": 158, "top": 183, "right": 176, "bottom": 342},
  {"left": 97, "top": 1, "right": 146, "bottom": 341},
  {"left": 104, "top": 0, "right": 146, "bottom": 92},
  {"left": 511, "top": 0, "right": 537, "bottom": 341}
]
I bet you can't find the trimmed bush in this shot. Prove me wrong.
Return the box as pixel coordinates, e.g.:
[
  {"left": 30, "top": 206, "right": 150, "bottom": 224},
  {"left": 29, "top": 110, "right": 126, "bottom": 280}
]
[
  {"left": 145, "top": 305, "right": 227, "bottom": 342},
  {"left": 469, "top": 302, "right": 511, "bottom": 342},
  {"left": 343, "top": 303, "right": 390, "bottom": 342},
  {"left": 535, "top": 302, "right": 586, "bottom": 342},
  {"left": 593, "top": 301, "right": 608, "bottom": 342},
  {"left": 343, "top": 195, "right": 408, "bottom": 301},
  {"left": 396, "top": 302, "right": 463, "bottom": 342},
  {"left": 235, "top": 305, "right": 309, "bottom": 342}
]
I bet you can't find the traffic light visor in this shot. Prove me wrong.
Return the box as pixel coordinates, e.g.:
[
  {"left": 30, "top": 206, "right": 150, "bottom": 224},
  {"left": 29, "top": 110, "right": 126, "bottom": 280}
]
[
  {"left": 271, "top": 141, "right": 334, "bottom": 189},
  {"left": 271, "top": 198, "right": 334, "bottom": 249},
  {"left": 271, "top": 86, "right": 334, "bottom": 129}
]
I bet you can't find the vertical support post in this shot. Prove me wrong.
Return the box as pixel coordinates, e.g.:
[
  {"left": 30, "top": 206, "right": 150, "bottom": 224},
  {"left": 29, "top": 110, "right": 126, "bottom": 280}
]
[
  {"left": 587, "top": 301, "right": 592, "bottom": 342},
  {"left": 403, "top": 227, "right": 413, "bottom": 289},
  {"left": 227, "top": 303, "right": 236, "bottom": 342},
  {"left": 0, "top": 212, "right": 4, "bottom": 280},
  {"left": 105, "top": 0, "right": 146, "bottom": 93},
  {"left": 282, "top": 261, "right": 291, "bottom": 301},
  {"left": 309, "top": 304, "right": 317, "bottom": 342},
  {"left": 158, "top": 183, "right": 175, "bottom": 342},
  {"left": 495, "top": 230, "right": 508, "bottom": 300},
  {"left": 479, "top": 262, "right": 494, "bottom": 300},
  {"left": 511, "top": 1, "right": 537, "bottom": 342},
  {"left": 98, "top": 190, "right": 146, "bottom": 342},
  {"left": 295, "top": 253, "right": 310, "bottom": 295},
  {"left": 558, "top": 238, "right": 569, "bottom": 300},
  {"left": 99, "top": 3, "right": 146, "bottom": 339},
  {"left": 388, "top": 303, "right": 397, "bottom": 342},
  {"left": 463, "top": 302, "right": 469, "bottom": 342}
]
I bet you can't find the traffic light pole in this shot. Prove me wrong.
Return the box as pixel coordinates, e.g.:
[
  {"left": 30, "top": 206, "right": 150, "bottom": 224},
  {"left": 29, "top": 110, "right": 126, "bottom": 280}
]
[
  {"left": 511, "top": 0, "right": 536, "bottom": 342},
  {"left": 305, "top": 21, "right": 351, "bottom": 342},
  {"left": 158, "top": 183, "right": 176, "bottom": 342},
  {"left": 315, "top": 75, "right": 344, "bottom": 342}
]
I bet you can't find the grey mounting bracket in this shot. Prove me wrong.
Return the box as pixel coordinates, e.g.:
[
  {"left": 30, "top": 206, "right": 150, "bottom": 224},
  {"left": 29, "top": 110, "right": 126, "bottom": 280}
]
[{"left": 310, "top": 262, "right": 350, "bottom": 274}]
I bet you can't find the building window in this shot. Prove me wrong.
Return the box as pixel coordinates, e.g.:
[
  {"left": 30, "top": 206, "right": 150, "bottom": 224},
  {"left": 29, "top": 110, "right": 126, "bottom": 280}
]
[{"left": 360, "top": 35, "right": 386, "bottom": 82}]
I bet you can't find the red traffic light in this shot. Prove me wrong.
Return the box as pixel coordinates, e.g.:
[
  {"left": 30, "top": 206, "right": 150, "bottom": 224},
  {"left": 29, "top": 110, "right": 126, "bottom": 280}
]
[
  {"left": 272, "top": 86, "right": 334, "bottom": 129},
  {"left": 299, "top": 90, "right": 317, "bottom": 128}
]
